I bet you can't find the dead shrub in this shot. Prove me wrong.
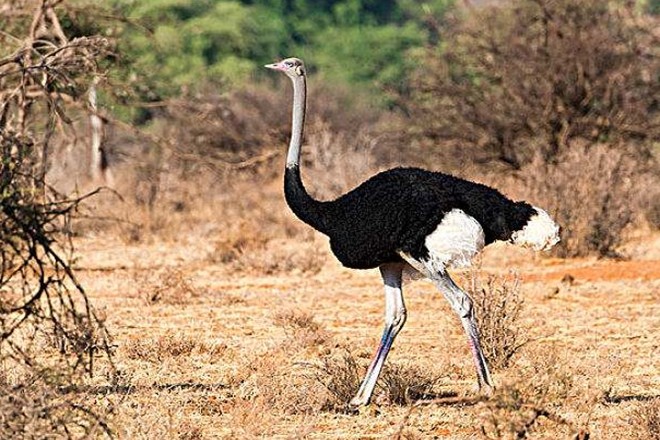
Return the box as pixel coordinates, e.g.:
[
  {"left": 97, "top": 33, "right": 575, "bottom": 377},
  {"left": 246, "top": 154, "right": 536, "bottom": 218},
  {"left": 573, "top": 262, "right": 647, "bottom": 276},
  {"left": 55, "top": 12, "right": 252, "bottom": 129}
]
[
  {"left": 227, "top": 396, "right": 281, "bottom": 439},
  {"left": 306, "top": 350, "right": 363, "bottom": 412},
  {"left": 377, "top": 362, "right": 444, "bottom": 405},
  {"left": 410, "top": 0, "right": 658, "bottom": 170},
  {"left": 0, "top": 4, "right": 116, "bottom": 434},
  {"left": 480, "top": 354, "right": 577, "bottom": 439},
  {"left": 631, "top": 398, "right": 660, "bottom": 440},
  {"left": 231, "top": 314, "right": 337, "bottom": 415},
  {"left": 232, "top": 313, "right": 362, "bottom": 415},
  {"left": 647, "top": 200, "right": 660, "bottom": 230},
  {"left": 201, "top": 181, "right": 327, "bottom": 276},
  {"left": 303, "top": 119, "right": 382, "bottom": 200},
  {"left": 233, "top": 345, "right": 328, "bottom": 415},
  {"left": 406, "top": 0, "right": 659, "bottom": 257},
  {"left": 515, "top": 145, "right": 655, "bottom": 258},
  {"left": 177, "top": 423, "right": 204, "bottom": 440},
  {"left": 468, "top": 270, "right": 527, "bottom": 371},
  {"left": 0, "top": 374, "right": 112, "bottom": 439},
  {"left": 228, "top": 392, "right": 316, "bottom": 439},
  {"left": 216, "top": 292, "right": 247, "bottom": 306},
  {"left": 211, "top": 221, "right": 270, "bottom": 265}
]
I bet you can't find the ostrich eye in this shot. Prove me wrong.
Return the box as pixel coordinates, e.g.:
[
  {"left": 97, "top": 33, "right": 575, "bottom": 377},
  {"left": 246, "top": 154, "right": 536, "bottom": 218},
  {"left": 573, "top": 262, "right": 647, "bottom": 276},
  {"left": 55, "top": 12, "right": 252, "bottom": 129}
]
[{"left": 284, "top": 61, "right": 293, "bottom": 68}]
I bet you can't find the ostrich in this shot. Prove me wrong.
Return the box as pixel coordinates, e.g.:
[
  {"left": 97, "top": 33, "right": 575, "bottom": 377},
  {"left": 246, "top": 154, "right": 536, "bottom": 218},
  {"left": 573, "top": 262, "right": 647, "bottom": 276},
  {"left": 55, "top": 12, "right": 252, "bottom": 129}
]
[{"left": 265, "top": 58, "right": 560, "bottom": 407}]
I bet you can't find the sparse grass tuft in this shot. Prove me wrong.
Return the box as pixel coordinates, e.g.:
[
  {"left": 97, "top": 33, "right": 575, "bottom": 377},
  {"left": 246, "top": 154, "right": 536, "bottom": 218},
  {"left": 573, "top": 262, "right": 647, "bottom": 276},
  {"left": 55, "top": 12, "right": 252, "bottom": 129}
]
[
  {"left": 468, "top": 270, "right": 527, "bottom": 370},
  {"left": 307, "top": 350, "right": 363, "bottom": 412},
  {"left": 177, "top": 423, "right": 204, "bottom": 440},
  {"left": 233, "top": 313, "right": 362, "bottom": 416},
  {"left": 378, "top": 362, "right": 444, "bottom": 405},
  {"left": 480, "top": 350, "right": 583, "bottom": 439},
  {"left": 273, "top": 309, "right": 330, "bottom": 347},
  {"left": 142, "top": 268, "right": 200, "bottom": 305},
  {"left": 124, "top": 332, "right": 225, "bottom": 363},
  {"left": 211, "top": 220, "right": 270, "bottom": 265},
  {"left": 235, "top": 238, "right": 327, "bottom": 275}
]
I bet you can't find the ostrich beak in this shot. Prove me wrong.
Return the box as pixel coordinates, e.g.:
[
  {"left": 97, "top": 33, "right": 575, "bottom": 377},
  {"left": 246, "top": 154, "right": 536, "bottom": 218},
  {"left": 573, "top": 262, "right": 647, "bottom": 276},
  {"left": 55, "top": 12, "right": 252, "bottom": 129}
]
[{"left": 265, "top": 61, "right": 284, "bottom": 71}]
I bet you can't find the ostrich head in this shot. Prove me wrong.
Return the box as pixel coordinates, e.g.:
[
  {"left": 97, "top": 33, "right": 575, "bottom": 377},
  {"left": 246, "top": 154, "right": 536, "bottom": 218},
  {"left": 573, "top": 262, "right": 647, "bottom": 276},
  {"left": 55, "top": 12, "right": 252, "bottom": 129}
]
[
  {"left": 510, "top": 206, "right": 560, "bottom": 251},
  {"left": 265, "top": 57, "right": 306, "bottom": 79}
]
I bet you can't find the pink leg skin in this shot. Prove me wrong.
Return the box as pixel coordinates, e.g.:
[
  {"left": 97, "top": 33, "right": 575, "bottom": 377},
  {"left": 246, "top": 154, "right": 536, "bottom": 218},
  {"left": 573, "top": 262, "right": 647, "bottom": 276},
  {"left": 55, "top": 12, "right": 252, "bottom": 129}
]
[
  {"left": 350, "top": 264, "right": 406, "bottom": 407},
  {"left": 436, "top": 272, "right": 494, "bottom": 391}
]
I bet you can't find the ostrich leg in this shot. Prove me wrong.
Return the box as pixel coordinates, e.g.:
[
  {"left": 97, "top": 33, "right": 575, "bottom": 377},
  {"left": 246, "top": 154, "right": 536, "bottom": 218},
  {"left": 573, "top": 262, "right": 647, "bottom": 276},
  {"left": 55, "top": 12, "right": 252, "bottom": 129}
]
[
  {"left": 434, "top": 272, "right": 493, "bottom": 390},
  {"left": 350, "top": 263, "right": 406, "bottom": 407}
]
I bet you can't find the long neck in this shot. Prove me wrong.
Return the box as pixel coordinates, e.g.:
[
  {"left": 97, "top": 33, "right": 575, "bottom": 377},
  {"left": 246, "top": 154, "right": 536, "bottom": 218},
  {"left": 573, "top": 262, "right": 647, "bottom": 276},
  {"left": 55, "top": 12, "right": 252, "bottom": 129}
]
[
  {"left": 283, "top": 75, "right": 329, "bottom": 234},
  {"left": 286, "top": 75, "right": 306, "bottom": 167}
]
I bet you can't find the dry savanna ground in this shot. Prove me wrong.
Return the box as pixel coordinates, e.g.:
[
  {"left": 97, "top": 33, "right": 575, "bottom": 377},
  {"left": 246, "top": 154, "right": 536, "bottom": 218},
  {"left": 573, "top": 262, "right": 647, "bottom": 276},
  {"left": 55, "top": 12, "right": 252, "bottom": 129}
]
[{"left": 64, "top": 226, "right": 660, "bottom": 439}]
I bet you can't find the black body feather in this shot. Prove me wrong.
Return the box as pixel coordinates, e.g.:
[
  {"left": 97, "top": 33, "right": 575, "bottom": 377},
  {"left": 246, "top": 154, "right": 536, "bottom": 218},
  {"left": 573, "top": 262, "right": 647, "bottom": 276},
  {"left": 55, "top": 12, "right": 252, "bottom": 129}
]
[{"left": 285, "top": 166, "right": 536, "bottom": 270}]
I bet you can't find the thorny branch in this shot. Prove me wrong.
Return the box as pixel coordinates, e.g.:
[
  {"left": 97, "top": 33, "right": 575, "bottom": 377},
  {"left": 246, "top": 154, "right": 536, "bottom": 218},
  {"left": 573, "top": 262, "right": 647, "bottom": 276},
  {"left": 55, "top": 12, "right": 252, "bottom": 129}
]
[{"left": 0, "top": 0, "right": 114, "bottom": 378}]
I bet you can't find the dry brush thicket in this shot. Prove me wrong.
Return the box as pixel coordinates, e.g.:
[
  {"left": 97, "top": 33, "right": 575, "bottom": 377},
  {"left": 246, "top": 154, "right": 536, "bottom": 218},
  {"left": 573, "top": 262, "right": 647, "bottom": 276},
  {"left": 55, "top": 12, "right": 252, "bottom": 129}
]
[{"left": 0, "top": 1, "right": 116, "bottom": 437}]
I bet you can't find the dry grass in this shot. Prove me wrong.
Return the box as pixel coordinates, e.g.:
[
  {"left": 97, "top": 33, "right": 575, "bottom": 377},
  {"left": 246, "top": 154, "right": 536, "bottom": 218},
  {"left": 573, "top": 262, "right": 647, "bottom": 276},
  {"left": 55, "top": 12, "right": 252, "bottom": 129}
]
[
  {"left": 140, "top": 268, "right": 200, "bottom": 305},
  {"left": 234, "top": 238, "right": 327, "bottom": 275},
  {"left": 3, "top": 235, "right": 654, "bottom": 439},
  {"left": 272, "top": 309, "right": 331, "bottom": 347},
  {"left": 480, "top": 351, "right": 585, "bottom": 439},
  {"left": 230, "top": 309, "right": 345, "bottom": 417},
  {"left": 378, "top": 361, "right": 445, "bottom": 405},
  {"left": 0, "top": 373, "right": 112, "bottom": 439},
  {"left": 123, "top": 332, "right": 226, "bottom": 363},
  {"left": 631, "top": 398, "right": 660, "bottom": 440},
  {"left": 304, "top": 350, "right": 363, "bottom": 412}
]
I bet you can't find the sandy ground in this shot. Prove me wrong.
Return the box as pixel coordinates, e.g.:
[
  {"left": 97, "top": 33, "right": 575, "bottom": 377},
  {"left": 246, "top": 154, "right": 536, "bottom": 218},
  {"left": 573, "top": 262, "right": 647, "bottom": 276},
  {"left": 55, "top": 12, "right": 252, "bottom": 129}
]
[{"left": 69, "top": 234, "right": 660, "bottom": 439}]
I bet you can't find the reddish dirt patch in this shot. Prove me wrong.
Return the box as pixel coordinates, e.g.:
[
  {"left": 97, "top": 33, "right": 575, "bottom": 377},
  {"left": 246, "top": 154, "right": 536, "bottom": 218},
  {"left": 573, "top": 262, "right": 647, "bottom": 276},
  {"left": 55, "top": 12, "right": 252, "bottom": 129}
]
[{"left": 521, "top": 259, "right": 660, "bottom": 283}]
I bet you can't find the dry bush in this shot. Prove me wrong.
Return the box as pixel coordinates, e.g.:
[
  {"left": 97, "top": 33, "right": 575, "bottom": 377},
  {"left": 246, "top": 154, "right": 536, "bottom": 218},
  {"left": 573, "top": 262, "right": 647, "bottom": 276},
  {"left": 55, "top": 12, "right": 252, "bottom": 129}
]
[
  {"left": 0, "top": 2, "right": 117, "bottom": 435},
  {"left": 111, "top": 76, "right": 388, "bottom": 203},
  {"left": 231, "top": 310, "right": 336, "bottom": 415},
  {"left": 0, "top": 373, "right": 112, "bottom": 439},
  {"left": 512, "top": 144, "right": 656, "bottom": 258},
  {"left": 231, "top": 312, "right": 363, "bottom": 416},
  {"left": 156, "top": 85, "right": 290, "bottom": 172},
  {"left": 480, "top": 354, "right": 578, "bottom": 439},
  {"left": 220, "top": 309, "right": 456, "bottom": 422},
  {"left": 468, "top": 270, "right": 527, "bottom": 371},
  {"left": 631, "top": 398, "right": 660, "bottom": 440},
  {"left": 647, "top": 199, "right": 660, "bottom": 230},
  {"left": 410, "top": 0, "right": 658, "bottom": 170},
  {"left": 303, "top": 119, "right": 383, "bottom": 200},
  {"left": 233, "top": 346, "right": 328, "bottom": 416},
  {"left": 87, "top": 73, "right": 394, "bottom": 256},
  {"left": 377, "top": 362, "right": 444, "bottom": 405},
  {"left": 305, "top": 350, "right": 363, "bottom": 412},
  {"left": 211, "top": 220, "right": 271, "bottom": 265},
  {"left": 226, "top": 396, "right": 283, "bottom": 439}
]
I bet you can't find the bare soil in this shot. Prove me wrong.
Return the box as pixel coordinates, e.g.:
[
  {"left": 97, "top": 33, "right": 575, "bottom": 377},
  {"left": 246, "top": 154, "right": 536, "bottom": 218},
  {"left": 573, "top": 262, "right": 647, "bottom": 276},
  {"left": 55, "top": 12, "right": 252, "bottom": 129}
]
[{"left": 69, "top": 233, "right": 659, "bottom": 439}]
